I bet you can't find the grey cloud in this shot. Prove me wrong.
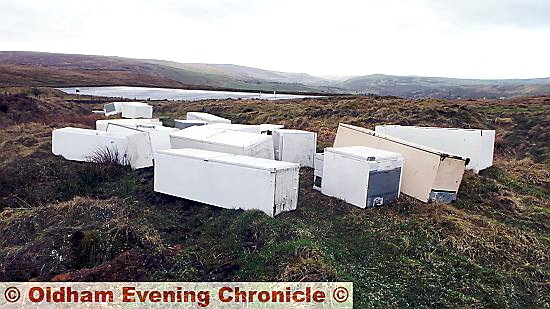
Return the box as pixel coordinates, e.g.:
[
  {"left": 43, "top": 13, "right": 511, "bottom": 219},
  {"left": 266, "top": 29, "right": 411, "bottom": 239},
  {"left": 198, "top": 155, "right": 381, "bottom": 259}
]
[
  {"left": 420, "top": 0, "right": 550, "bottom": 29},
  {"left": 0, "top": 0, "right": 266, "bottom": 42},
  {"left": 0, "top": 0, "right": 103, "bottom": 41},
  {"left": 1, "top": 0, "right": 549, "bottom": 46},
  {"left": 141, "top": 0, "right": 265, "bottom": 23}
]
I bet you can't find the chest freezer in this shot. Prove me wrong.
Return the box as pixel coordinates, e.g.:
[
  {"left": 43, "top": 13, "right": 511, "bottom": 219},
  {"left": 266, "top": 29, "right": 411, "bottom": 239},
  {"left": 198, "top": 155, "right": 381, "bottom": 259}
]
[
  {"left": 120, "top": 102, "right": 153, "bottom": 119},
  {"left": 169, "top": 126, "right": 274, "bottom": 159},
  {"left": 106, "top": 123, "right": 178, "bottom": 160},
  {"left": 313, "top": 153, "right": 324, "bottom": 191},
  {"left": 186, "top": 112, "right": 231, "bottom": 124},
  {"left": 203, "top": 123, "right": 262, "bottom": 134},
  {"left": 154, "top": 148, "right": 300, "bottom": 216},
  {"left": 96, "top": 118, "right": 162, "bottom": 131},
  {"left": 272, "top": 129, "right": 317, "bottom": 168},
  {"left": 321, "top": 146, "right": 403, "bottom": 208},
  {"left": 174, "top": 119, "right": 207, "bottom": 129},
  {"left": 375, "top": 125, "right": 494, "bottom": 173},
  {"left": 52, "top": 127, "right": 153, "bottom": 169}
]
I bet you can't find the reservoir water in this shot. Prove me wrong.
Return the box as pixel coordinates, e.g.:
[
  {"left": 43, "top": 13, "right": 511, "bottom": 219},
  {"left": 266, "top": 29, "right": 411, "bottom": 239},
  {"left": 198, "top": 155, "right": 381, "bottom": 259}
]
[{"left": 58, "top": 86, "right": 319, "bottom": 101}]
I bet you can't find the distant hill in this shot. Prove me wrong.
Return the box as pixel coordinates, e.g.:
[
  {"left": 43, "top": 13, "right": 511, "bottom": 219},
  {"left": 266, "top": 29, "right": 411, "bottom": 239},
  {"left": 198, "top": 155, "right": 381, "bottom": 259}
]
[
  {"left": 0, "top": 51, "right": 330, "bottom": 93},
  {"left": 1, "top": 51, "right": 549, "bottom": 98},
  {"left": 144, "top": 61, "right": 332, "bottom": 86},
  {"left": 339, "top": 74, "right": 550, "bottom": 98}
]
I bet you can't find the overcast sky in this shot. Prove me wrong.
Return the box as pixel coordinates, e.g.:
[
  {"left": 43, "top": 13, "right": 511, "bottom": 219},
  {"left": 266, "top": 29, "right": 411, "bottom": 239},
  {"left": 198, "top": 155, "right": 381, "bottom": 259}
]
[{"left": 1, "top": 0, "right": 549, "bottom": 79}]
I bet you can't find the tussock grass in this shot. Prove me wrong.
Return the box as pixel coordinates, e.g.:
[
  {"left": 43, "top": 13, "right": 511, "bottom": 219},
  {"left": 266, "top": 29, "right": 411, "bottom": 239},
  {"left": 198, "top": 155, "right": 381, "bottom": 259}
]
[
  {"left": 87, "top": 146, "right": 129, "bottom": 166},
  {"left": 0, "top": 152, "right": 132, "bottom": 209},
  {"left": 0, "top": 196, "right": 162, "bottom": 280}
]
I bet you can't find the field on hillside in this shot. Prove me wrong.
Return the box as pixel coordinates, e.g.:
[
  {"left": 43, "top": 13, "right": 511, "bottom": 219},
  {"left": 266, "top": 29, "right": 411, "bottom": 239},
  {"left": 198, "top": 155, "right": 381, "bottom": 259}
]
[{"left": 0, "top": 88, "right": 548, "bottom": 307}]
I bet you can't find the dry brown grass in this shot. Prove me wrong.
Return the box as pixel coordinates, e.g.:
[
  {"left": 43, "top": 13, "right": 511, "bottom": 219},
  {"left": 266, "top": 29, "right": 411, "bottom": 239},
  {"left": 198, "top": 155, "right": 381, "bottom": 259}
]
[
  {"left": 277, "top": 245, "right": 337, "bottom": 282},
  {"left": 0, "top": 92, "right": 103, "bottom": 129},
  {"left": 407, "top": 202, "right": 548, "bottom": 272},
  {"left": 0, "top": 123, "right": 52, "bottom": 165}
]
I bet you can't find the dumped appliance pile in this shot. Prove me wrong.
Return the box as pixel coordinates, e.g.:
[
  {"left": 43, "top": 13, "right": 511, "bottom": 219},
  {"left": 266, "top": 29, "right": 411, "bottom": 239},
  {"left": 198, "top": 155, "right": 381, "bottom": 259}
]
[{"left": 52, "top": 102, "right": 495, "bottom": 216}]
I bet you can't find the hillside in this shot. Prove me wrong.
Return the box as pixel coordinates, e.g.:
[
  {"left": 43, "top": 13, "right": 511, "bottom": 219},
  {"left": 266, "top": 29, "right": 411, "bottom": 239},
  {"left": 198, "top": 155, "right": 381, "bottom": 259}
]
[
  {"left": 2, "top": 51, "right": 550, "bottom": 98},
  {"left": 145, "top": 61, "right": 332, "bottom": 86},
  {"left": 0, "top": 88, "right": 548, "bottom": 307},
  {"left": 0, "top": 51, "right": 327, "bottom": 93},
  {"left": 339, "top": 74, "right": 550, "bottom": 98}
]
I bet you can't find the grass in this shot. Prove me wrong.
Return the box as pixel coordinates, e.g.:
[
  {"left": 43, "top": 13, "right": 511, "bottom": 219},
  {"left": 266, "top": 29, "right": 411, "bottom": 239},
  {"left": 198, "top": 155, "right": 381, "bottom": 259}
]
[
  {"left": 0, "top": 89, "right": 548, "bottom": 307},
  {"left": 0, "top": 196, "right": 162, "bottom": 280},
  {"left": 87, "top": 146, "right": 129, "bottom": 166}
]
